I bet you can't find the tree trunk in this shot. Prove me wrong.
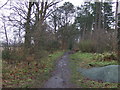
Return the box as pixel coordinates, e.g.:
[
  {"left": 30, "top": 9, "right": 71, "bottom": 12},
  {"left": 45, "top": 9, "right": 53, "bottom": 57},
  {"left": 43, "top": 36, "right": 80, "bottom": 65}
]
[
  {"left": 94, "top": 2, "right": 102, "bottom": 30},
  {"left": 117, "top": 13, "right": 120, "bottom": 88},
  {"left": 117, "top": 10, "right": 120, "bottom": 62},
  {"left": 33, "top": 1, "right": 45, "bottom": 60},
  {"left": 115, "top": 0, "right": 119, "bottom": 40},
  {"left": 24, "top": 2, "right": 33, "bottom": 57},
  {"left": 3, "top": 22, "right": 9, "bottom": 49},
  {"left": 115, "top": 0, "right": 119, "bottom": 68},
  {"left": 117, "top": 2, "right": 120, "bottom": 87}
]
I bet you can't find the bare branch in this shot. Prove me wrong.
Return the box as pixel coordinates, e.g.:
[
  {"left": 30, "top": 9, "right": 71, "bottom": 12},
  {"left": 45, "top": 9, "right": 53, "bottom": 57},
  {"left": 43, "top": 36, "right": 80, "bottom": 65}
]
[{"left": 0, "top": 0, "right": 9, "bottom": 9}]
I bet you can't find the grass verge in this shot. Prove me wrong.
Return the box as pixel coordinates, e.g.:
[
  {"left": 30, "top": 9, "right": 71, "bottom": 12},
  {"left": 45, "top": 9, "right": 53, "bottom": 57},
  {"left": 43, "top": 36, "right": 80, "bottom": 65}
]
[
  {"left": 69, "top": 52, "right": 118, "bottom": 88},
  {"left": 2, "top": 51, "right": 64, "bottom": 88}
]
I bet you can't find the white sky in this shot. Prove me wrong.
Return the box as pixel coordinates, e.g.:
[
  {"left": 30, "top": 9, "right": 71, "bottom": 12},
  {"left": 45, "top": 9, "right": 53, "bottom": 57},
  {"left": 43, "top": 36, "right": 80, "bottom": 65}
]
[
  {"left": 0, "top": 0, "right": 84, "bottom": 6},
  {"left": 60, "top": 0, "right": 84, "bottom": 6},
  {"left": 118, "top": 1, "right": 120, "bottom": 13},
  {"left": 0, "top": 0, "right": 119, "bottom": 8}
]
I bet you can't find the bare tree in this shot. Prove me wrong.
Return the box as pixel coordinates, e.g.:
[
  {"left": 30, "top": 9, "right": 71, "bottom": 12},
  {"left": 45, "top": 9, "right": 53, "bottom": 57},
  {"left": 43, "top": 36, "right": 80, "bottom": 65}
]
[
  {"left": 117, "top": 1, "right": 120, "bottom": 63},
  {"left": 32, "top": 0, "right": 62, "bottom": 59},
  {"left": 0, "top": 0, "right": 62, "bottom": 60},
  {"left": 24, "top": 2, "right": 34, "bottom": 57},
  {"left": 2, "top": 23, "right": 9, "bottom": 50}
]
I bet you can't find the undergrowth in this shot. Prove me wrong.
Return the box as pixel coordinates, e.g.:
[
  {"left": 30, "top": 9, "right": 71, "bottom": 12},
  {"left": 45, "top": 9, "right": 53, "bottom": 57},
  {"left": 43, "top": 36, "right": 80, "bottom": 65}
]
[{"left": 2, "top": 51, "right": 64, "bottom": 88}]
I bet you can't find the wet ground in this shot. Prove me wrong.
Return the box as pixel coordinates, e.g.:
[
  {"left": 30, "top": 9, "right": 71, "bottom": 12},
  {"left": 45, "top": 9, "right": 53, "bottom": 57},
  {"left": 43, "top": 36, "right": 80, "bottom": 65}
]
[{"left": 44, "top": 52, "right": 74, "bottom": 88}]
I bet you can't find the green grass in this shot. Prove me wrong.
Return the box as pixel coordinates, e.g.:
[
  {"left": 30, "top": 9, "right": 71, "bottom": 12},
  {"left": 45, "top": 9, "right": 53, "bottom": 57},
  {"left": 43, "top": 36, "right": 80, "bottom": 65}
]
[
  {"left": 69, "top": 52, "right": 118, "bottom": 88},
  {"left": 2, "top": 51, "right": 64, "bottom": 88},
  {"left": 90, "top": 60, "right": 118, "bottom": 67}
]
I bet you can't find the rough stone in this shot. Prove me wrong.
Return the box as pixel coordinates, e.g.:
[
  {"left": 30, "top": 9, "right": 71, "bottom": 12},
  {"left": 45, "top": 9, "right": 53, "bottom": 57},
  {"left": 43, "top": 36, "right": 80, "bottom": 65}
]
[{"left": 78, "top": 65, "right": 120, "bottom": 83}]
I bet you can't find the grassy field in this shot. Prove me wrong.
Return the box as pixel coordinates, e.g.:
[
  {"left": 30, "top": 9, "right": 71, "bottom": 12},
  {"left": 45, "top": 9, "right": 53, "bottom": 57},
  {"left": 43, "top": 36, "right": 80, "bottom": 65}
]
[
  {"left": 69, "top": 52, "right": 118, "bottom": 88},
  {"left": 2, "top": 51, "right": 64, "bottom": 88}
]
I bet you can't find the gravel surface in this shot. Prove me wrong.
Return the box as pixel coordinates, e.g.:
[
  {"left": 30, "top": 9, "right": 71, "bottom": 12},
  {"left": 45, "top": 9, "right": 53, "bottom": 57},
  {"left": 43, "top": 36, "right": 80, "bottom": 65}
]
[{"left": 44, "top": 52, "right": 75, "bottom": 88}]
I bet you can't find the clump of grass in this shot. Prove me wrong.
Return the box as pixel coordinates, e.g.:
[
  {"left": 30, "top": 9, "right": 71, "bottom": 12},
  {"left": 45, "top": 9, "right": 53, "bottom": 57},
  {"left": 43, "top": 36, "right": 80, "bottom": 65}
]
[
  {"left": 78, "top": 40, "right": 96, "bottom": 53},
  {"left": 89, "top": 61, "right": 118, "bottom": 67},
  {"left": 70, "top": 52, "right": 118, "bottom": 67},
  {"left": 93, "top": 52, "right": 117, "bottom": 61}
]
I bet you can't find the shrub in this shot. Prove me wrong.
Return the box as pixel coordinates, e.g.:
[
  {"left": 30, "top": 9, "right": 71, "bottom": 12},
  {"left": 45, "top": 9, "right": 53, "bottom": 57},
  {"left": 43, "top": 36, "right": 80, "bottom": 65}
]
[
  {"left": 93, "top": 52, "right": 117, "bottom": 61},
  {"left": 46, "top": 40, "right": 60, "bottom": 52},
  {"left": 2, "top": 49, "right": 11, "bottom": 60},
  {"left": 91, "top": 29, "right": 117, "bottom": 53},
  {"left": 79, "top": 40, "right": 96, "bottom": 53},
  {"left": 10, "top": 50, "right": 25, "bottom": 60},
  {"left": 34, "top": 50, "right": 48, "bottom": 60},
  {"left": 2, "top": 48, "right": 25, "bottom": 61}
]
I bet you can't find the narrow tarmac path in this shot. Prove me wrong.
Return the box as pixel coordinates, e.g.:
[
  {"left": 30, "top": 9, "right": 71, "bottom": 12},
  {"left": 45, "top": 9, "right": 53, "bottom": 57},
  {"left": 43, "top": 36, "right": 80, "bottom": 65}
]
[{"left": 44, "top": 52, "right": 74, "bottom": 88}]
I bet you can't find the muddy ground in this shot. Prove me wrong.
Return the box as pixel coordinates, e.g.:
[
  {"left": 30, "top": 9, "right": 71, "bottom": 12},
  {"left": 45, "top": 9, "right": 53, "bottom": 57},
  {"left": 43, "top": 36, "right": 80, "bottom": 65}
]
[{"left": 44, "top": 52, "right": 75, "bottom": 88}]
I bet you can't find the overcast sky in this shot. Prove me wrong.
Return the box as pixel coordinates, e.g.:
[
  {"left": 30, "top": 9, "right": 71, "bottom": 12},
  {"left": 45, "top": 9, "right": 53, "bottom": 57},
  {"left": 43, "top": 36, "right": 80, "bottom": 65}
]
[
  {"left": 60, "top": 0, "right": 84, "bottom": 6},
  {"left": 0, "top": 0, "right": 84, "bottom": 6},
  {"left": 0, "top": 0, "right": 119, "bottom": 8}
]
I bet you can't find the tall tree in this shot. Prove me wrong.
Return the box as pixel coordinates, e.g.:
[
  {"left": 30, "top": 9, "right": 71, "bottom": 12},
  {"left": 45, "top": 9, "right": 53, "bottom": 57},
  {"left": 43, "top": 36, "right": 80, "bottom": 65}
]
[
  {"left": 117, "top": 1, "right": 120, "bottom": 61},
  {"left": 24, "top": 2, "right": 34, "bottom": 57},
  {"left": 75, "top": 1, "right": 114, "bottom": 40},
  {"left": 0, "top": 0, "right": 62, "bottom": 60},
  {"left": 102, "top": 2, "right": 114, "bottom": 30},
  {"left": 117, "top": 1, "right": 120, "bottom": 87},
  {"left": 94, "top": 2, "right": 102, "bottom": 30},
  {"left": 32, "top": 0, "right": 61, "bottom": 59},
  {"left": 75, "top": 2, "right": 94, "bottom": 40},
  {"left": 57, "top": 2, "right": 75, "bottom": 49}
]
